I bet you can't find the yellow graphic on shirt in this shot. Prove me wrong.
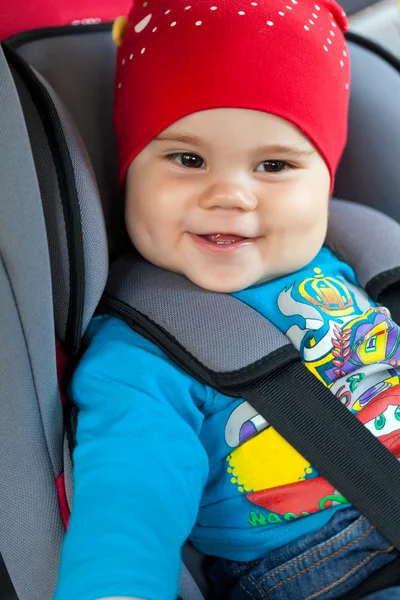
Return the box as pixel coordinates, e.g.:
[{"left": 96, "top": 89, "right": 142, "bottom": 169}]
[
  {"left": 298, "top": 267, "right": 355, "bottom": 317},
  {"left": 226, "top": 425, "right": 310, "bottom": 494},
  {"left": 356, "top": 320, "right": 390, "bottom": 364}
]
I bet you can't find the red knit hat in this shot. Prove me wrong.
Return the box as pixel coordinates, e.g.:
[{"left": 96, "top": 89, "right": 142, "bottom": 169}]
[{"left": 113, "top": 0, "right": 350, "bottom": 186}]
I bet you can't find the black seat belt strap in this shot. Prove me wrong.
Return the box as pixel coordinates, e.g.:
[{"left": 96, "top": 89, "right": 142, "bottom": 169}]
[{"left": 238, "top": 360, "right": 400, "bottom": 549}]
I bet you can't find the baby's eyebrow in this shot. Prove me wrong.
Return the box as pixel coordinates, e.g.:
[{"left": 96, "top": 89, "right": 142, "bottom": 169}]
[
  {"left": 154, "top": 133, "right": 204, "bottom": 146},
  {"left": 255, "top": 144, "right": 316, "bottom": 158}
]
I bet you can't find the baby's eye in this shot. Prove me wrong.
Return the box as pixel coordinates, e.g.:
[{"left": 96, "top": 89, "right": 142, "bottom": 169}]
[
  {"left": 168, "top": 153, "right": 206, "bottom": 169},
  {"left": 255, "top": 160, "right": 289, "bottom": 173}
]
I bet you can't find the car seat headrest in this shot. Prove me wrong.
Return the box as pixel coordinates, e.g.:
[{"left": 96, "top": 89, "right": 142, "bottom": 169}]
[
  {"left": 335, "top": 36, "right": 400, "bottom": 220},
  {"left": 6, "top": 45, "right": 109, "bottom": 354},
  {"left": 6, "top": 26, "right": 121, "bottom": 230}
]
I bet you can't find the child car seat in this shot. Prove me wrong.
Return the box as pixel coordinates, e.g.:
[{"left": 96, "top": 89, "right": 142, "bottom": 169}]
[{"left": 0, "top": 19, "right": 400, "bottom": 600}]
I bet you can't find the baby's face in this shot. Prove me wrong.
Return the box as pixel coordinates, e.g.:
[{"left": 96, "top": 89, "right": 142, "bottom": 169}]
[{"left": 125, "top": 108, "right": 331, "bottom": 292}]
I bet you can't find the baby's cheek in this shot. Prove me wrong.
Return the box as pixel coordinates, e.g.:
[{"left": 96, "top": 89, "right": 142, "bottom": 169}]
[
  {"left": 129, "top": 208, "right": 175, "bottom": 261},
  {"left": 125, "top": 203, "right": 150, "bottom": 248},
  {"left": 290, "top": 200, "right": 329, "bottom": 246}
]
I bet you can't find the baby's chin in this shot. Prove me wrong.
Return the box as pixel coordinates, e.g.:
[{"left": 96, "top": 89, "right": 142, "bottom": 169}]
[
  {"left": 181, "top": 268, "right": 275, "bottom": 294},
  {"left": 181, "top": 258, "right": 320, "bottom": 292}
]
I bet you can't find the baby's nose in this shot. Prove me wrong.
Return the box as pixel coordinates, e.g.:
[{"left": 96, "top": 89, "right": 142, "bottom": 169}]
[{"left": 198, "top": 182, "right": 258, "bottom": 212}]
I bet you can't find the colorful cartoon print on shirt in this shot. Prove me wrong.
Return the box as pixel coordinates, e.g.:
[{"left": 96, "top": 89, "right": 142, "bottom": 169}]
[
  {"left": 225, "top": 267, "right": 400, "bottom": 526},
  {"left": 225, "top": 402, "right": 347, "bottom": 524},
  {"left": 278, "top": 268, "right": 400, "bottom": 401}
]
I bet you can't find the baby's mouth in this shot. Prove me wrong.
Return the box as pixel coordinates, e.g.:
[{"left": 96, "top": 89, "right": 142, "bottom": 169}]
[
  {"left": 201, "top": 233, "right": 246, "bottom": 245},
  {"left": 189, "top": 232, "right": 257, "bottom": 252}
]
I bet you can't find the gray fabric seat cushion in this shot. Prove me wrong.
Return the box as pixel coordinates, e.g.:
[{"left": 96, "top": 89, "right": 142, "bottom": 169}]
[
  {"left": 0, "top": 45, "right": 64, "bottom": 600},
  {"left": 340, "top": 0, "right": 380, "bottom": 15}
]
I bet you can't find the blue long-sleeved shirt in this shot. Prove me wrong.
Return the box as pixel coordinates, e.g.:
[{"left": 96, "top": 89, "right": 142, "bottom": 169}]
[{"left": 55, "top": 247, "right": 400, "bottom": 600}]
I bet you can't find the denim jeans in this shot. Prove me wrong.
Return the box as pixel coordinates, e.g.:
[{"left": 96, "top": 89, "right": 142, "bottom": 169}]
[{"left": 206, "top": 508, "right": 400, "bottom": 600}]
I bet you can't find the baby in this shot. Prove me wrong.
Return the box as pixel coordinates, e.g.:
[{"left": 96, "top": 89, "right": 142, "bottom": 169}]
[{"left": 55, "top": 1, "right": 400, "bottom": 599}]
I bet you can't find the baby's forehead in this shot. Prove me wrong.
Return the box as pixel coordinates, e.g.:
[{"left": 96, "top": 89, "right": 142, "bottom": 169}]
[{"left": 157, "top": 108, "right": 315, "bottom": 150}]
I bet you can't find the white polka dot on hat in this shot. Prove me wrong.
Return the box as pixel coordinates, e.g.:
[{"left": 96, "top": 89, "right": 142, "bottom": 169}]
[{"left": 114, "top": 0, "right": 350, "bottom": 187}]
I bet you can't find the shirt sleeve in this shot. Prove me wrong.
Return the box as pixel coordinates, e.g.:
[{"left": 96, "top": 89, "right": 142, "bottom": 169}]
[{"left": 54, "top": 316, "right": 211, "bottom": 600}]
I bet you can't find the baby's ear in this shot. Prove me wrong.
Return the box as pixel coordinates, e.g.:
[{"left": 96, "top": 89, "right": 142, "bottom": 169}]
[{"left": 112, "top": 16, "right": 130, "bottom": 47}]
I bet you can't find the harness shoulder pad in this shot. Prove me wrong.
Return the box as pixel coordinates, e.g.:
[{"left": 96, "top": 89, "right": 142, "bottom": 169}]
[{"left": 101, "top": 199, "right": 400, "bottom": 392}]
